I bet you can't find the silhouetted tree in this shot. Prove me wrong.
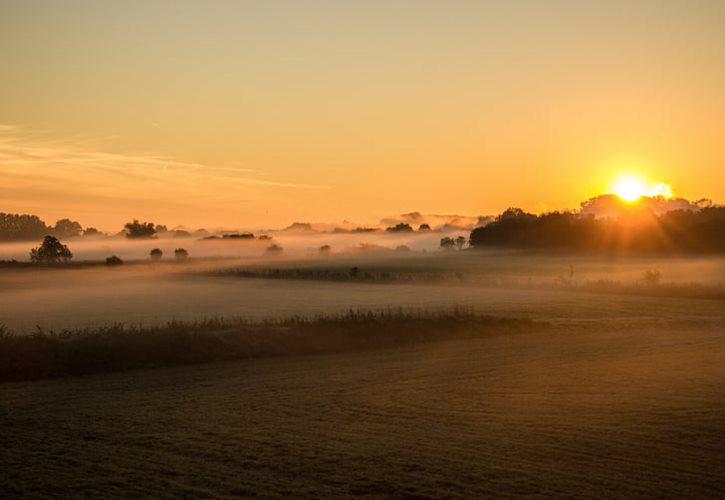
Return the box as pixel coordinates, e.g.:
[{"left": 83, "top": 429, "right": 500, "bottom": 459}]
[
  {"left": 105, "top": 255, "right": 123, "bottom": 266},
  {"left": 221, "top": 233, "right": 254, "bottom": 239},
  {"left": 440, "top": 237, "right": 455, "bottom": 251},
  {"left": 155, "top": 224, "right": 168, "bottom": 233},
  {"left": 469, "top": 206, "right": 725, "bottom": 253},
  {"left": 29, "top": 236, "right": 73, "bottom": 263},
  {"left": 386, "top": 223, "right": 414, "bottom": 233},
  {"left": 395, "top": 245, "right": 411, "bottom": 252},
  {"left": 83, "top": 227, "right": 101, "bottom": 237},
  {"left": 150, "top": 248, "right": 163, "bottom": 260},
  {"left": 174, "top": 248, "right": 189, "bottom": 261},
  {"left": 0, "top": 213, "right": 49, "bottom": 241},
  {"left": 124, "top": 220, "right": 157, "bottom": 239},
  {"left": 319, "top": 244, "right": 332, "bottom": 255},
  {"left": 53, "top": 219, "right": 83, "bottom": 238},
  {"left": 418, "top": 223, "right": 431, "bottom": 231},
  {"left": 172, "top": 230, "right": 191, "bottom": 238},
  {"left": 455, "top": 236, "right": 467, "bottom": 250}
]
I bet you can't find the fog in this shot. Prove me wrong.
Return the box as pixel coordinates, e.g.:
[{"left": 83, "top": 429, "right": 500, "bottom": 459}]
[
  {"left": 0, "top": 229, "right": 464, "bottom": 262},
  {"left": 2, "top": 242, "right": 723, "bottom": 332}
]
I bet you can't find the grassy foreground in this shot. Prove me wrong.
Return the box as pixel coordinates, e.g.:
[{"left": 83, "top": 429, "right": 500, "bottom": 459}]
[{"left": 0, "top": 309, "right": 541, "bottom": 382}]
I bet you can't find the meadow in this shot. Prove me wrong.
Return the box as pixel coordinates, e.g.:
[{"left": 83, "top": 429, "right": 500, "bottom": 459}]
[
  {"left": 2, "top": 248, "right": 724, "bottom": 497},
  {"left": 2, "top": 317, "right": 723, "bottom": 497}
]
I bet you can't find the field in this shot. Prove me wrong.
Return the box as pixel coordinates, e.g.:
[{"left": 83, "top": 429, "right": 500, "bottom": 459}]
[
  {"left": 2, "top": 319, "right": 724, "bottom": 497},
  {"left": 1, "top": 250, "right": 725, "bottom": 497}
]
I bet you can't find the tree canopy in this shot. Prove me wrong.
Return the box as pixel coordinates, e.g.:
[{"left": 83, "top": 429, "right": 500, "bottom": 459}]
[
  {"left": 29, "top": 236, "right": 73, "bottom": 263},
  {"left": 125, "top": 220, "right": 157, "bottom": 238},
  {"left": 469, "top": 206, "right": 725, "bottom": 253},
  {"left": 0, "top": 213, "right": 49, "bottom": 241}
]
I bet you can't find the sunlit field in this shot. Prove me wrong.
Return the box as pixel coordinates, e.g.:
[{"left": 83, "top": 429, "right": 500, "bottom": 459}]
[
  {"left": 2, "top": 315, "right": 724, "bottom": 497},
  {"left": 2, "top": 246, "right": 724, "bottom": 495}
]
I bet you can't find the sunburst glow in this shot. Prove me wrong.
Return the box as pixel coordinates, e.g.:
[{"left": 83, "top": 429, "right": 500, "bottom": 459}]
[
  {"left": 613, "top": 177, "right": 646, "bottom": 202},
  {"left": 611, "top": 176, "right": 673, "bottom": 202}
]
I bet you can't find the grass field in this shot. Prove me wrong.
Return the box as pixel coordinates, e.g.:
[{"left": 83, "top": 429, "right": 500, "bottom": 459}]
[
  {"left": 2, "top": 319, "right": 724, "bottom": 497},
  {"left": 2, "top": 251, "right": 724, "bottom": 497}
]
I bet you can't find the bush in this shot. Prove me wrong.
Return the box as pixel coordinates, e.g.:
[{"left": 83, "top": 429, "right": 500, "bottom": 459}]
[
  {"left": 174, "top": 248, "right": 189, "bottom": 261},
  {"left": 150, "top": 248, "right": 163, "bottom": 260},
  {"left": 264, "top": 244, "right": 283, "bottom": 256},
  {"left": 440, "top": 237, "right": 455, "bottom": 251},
  {"left": 319, "top": 244, "right": 332, "bottom": 255},
  {"left": 105, "top": 255, "right": 123, "bottom": 266}
]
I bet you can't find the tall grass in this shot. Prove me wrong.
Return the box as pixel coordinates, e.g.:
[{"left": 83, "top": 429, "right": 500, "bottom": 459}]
[{"left": 0, "top": 309, "right": 541, "bottom": 383}]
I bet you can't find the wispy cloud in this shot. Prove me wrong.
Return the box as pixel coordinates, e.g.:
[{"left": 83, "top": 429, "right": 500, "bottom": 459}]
[{"left": 0, "top": 126, "right": 330, "bottom": 190}]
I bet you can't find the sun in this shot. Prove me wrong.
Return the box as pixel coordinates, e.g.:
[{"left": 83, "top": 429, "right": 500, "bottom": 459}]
[
  {"left": 610, "top": 175, "right": 674, "bottom": 202},
  {"left": 613, "top": 176, "right": 646, "bottom": 202}
]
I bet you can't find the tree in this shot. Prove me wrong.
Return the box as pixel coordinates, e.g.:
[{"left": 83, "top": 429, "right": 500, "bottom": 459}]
[
  {"left": 455, "top": 236, "right": 467, "bottom": 250},
  {"left": 319, "top": 244, "right": 332, "bottom": 255},
  {"left": 105, "top": 255, "right": 123, "bottom": 266},
  {"left": 0, "top": 213, "right": 49, "bottom": 241},
  {"left": 385, "top": 223, "right": 414, "bottom": 233},
  {"left": 418, "top": 223, "right": 431, "bottom": 231},
  {"left": 150, "top": 248, "right": 163, "bottom": 260},
  {"left": 83, "top": 227, "right": 101, "bottom": 237},
  {"left": 440, "top": 237, "right": 455, "bottom": 251},
  {"left": 124, "top": 220, "right": 157, "bottom": 239},
  {"left": 174, "top": 248, "right": 189, "bottom": 261},
  {"left": 29, "top": 236, "right": 73, "bottom": 263},
  {"left": 53, "top": 219, "right": 83, "bottom": 238}
]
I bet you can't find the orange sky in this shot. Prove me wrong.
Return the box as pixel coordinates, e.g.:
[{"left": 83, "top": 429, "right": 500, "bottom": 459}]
[{"left": 1, "top": 1, "right": 724, "bottom": 231}]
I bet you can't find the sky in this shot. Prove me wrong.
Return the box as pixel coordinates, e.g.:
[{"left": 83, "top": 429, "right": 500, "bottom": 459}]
[{"left": 1, "top": 0, "right": 724, "bottom": 231}]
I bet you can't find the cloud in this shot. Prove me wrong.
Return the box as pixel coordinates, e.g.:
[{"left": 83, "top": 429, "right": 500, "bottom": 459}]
[
  {"left": 0, "top": 126, "right": 330, "bottom": 190},
  {"left": 0, "top": 125, "right": 331, "bottom": 229}
]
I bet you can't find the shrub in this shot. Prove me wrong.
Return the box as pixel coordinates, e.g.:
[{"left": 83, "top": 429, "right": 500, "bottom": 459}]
[
  {"left": 150, "top": 248, "right": 163, "bottom": 260},
  {"left": 440, "top": 237, "right": 455, "bottom": 251},
  {"left": 264, "top": 244, "right": 283, "bottom": 256},
  {"left": 174, "top": 248, "right": 189, "bottom": 261},
  {"left": 105, "top": 255, "right": 123, "bottom": 266}
]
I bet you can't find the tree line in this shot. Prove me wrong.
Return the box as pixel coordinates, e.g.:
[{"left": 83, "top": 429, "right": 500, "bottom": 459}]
[
  {"left": 0, "top": 213, "right": 99, "bottom": 241},
  {"left": 469, "top": 206, "right": 725, "bottom": 253}
]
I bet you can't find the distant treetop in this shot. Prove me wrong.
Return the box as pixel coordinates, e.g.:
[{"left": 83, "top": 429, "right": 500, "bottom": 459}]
[
  {"left": 385, "top": 223, "right": 414, "bottom": 233},
  {"left": 125, "top": 220, "right": 157, "bottom": 239}
]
